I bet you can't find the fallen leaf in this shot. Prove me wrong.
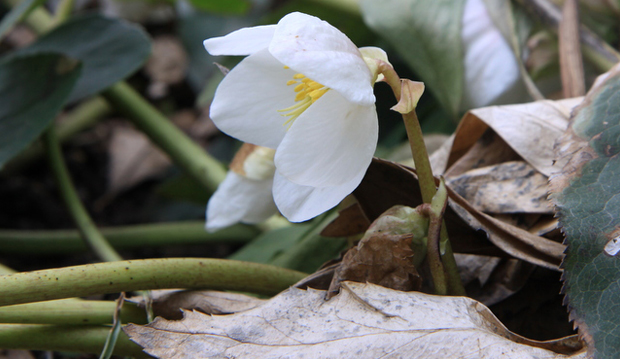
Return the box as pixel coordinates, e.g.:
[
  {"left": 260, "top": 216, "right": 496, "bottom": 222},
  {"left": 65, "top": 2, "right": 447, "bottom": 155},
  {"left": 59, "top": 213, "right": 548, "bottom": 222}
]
[
  {"left": 145, "top": 35, "right": 188, "bottom": 99},
  {"left": 125, "top": 281, "right": 586, "bottom": 358},
  {"left": 327, "top": 205, "right": 425, "bottom": 298},
  {"left": 320, "top": 202, "right": 371, "bottom": 237},
  {"left": 447, "top": 161, "right": 552, "bottom": 214},
  {"left": 447, "top": 98, "right": 581, "bottom": 177},
  {"left": 355, "top": 158, "right": 563, "bottom": 269},
  {"left": 354, "top": 159, "right": 502, "bottom": 258},
  {"left": 107, "top": 126, "right": 171, "bottom": 194},
  {"left": 128, "top": 290, "right": 265, "bottom": 320}
]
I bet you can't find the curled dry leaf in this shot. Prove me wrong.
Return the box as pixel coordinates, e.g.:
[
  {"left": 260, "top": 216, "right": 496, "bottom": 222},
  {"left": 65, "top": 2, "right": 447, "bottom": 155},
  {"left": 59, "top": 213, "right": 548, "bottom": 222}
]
[
  {"left": 326, "top": 205, "right": 425, "bottom": 299},
  {"left": 444, "top": 98, "right": 582, "bottom": 176},
  {"left": 128, "top": 290, "right": 265, "bottom": 320},
  {"left": 447, "top": 161, "right": 552, "bottom": 214},
  {"left": 354, "top": 158, "right": 563, "bottom": 269},
  {"left": 125, "top": 282, "right": 586, "bottom": 358}
]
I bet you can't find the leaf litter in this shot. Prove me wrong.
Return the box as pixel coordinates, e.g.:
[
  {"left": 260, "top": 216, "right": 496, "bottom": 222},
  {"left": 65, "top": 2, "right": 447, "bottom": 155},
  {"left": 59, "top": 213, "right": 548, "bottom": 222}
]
[{"left": 125, "top": 282, "right": 585, "bottom": 359}]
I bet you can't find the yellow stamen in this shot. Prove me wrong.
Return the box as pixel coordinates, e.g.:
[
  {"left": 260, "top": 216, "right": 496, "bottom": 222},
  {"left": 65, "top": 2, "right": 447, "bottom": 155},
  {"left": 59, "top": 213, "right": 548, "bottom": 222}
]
[
  {"left": 278, "top": 71, "right": 329, "bottom": 128},
  {"left": 294, "top": 83, "right": 305, "bottom": 92}
]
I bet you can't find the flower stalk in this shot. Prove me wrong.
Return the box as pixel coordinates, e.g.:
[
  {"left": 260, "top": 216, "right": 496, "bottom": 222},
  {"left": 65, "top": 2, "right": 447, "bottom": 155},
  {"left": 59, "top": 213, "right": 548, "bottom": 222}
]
[
  {"left": 42, "top": 126, "right": 123, "bottom": 263},
  {"left": 377, "top": 61, "right": 465, "bottom": 295}
]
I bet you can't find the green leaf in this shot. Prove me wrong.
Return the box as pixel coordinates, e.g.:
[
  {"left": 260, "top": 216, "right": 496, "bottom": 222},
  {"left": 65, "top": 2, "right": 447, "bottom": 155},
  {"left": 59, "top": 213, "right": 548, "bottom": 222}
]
[
  {"left": 228, "top": 225, "right": 312, "bottom": 265},
  {"left": 0, "top": 53, "right": 81, "bottom": 169},
  {"left": 0, "top": 0, "right": 46, "bottom": 41},
  {"left": 186, "top": 0, "right": 250, "bottom": 15},
  {"left": 360, "top": 0, "right": 464, "bottom": 118},
  {"left": 269, "top": 213, "right": 348, "bottom": 273},
  {"left": 10, "top": 14, "right": 151, "bottom": 102},
  {"left": 550, "top": 69, "right": 620, "bottom": 358}
]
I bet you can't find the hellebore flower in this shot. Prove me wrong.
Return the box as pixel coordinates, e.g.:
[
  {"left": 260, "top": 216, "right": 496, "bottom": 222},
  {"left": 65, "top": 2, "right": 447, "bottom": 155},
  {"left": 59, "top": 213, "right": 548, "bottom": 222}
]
[
  {"left": 206, "top": 144, "right": 278, "bottom": 231},
  {"left": 204, "top": 12, "right": 388, "bottom": 222},
  {"left": 460, "top": 0, "right": 527, "bottom": 110}
]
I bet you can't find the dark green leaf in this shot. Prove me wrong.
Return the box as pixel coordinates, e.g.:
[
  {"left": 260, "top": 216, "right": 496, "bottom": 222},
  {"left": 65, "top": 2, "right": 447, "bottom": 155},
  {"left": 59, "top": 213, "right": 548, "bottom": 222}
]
[
  {"left": 0, "top": 53, "right": 81, "bottom": 169},
  {"left": 0, "top": 0, "right": 45, "bottom": 40},
  {"left": 360, "top": 0, "right": 464, "bottom": 118},
  {"left": 550, "top": 68, "right": 620, "bottom": 358},
  {"left": 187, "top": 0, "right": 250, "bottom": 15},
  {"left": 10, "top": 14, "right": 151, "bottom": 102}
]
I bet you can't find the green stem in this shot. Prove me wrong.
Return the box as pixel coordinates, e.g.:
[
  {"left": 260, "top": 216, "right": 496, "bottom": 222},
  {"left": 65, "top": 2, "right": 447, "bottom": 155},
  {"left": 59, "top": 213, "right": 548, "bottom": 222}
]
[
  {"left": 0, "top": 222, "right": 257, "bottom": 254},
  {"left": 42, "top": 127, "right": 123, "bottom": 263},
  {"left": 0, "top": 299, "right": 147, "bottom": 325},
  {"left": 3, "top": 97, "right": 112, "bottom": 174},
  {"left": 0, "top": 324, "right": 149, "bottom": 358},
  {"left": 0, "top": 258, "right": 307, "bottom": 306},
  {"left": 4, "top": 0, "right": 227, "bottom": 194},
  {"left": 103, "top": 82, "right": 227, "bottom": 193},
  {"left": 378, "top": 62, "right": 465, "bottom": 295},
  {"left": 52, "top": 0, "right": 74, "bottom": 25},
  {"left": 402, "top": 111, "right": 436, "bottom": 204}
]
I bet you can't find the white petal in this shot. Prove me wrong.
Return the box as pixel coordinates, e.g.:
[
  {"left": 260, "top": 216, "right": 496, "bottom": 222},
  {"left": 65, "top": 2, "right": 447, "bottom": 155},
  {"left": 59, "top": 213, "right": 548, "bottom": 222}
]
[
  {"left": 359, "top": 46, "right": 389, "bottom": 63},
  {"left": 460, "top": 0, "right": 524, "bottom": 109},
  {"left": 269, "top": 12, "right": 375, "bottom": 105},
  {"left": 274, "top": 90, "right": 378, "bottom": 187},
  {"left": 206, "top": 171, "right": 277, "bottom": 231},
  {"left": 210, "top": 48, "right": 298, "bottom": 148},
  {"left": 203, "top": 25, "right": 276, "bottom": 56},
  {"left": 273, "top": 170, "right": 365, "bottom": 222}
]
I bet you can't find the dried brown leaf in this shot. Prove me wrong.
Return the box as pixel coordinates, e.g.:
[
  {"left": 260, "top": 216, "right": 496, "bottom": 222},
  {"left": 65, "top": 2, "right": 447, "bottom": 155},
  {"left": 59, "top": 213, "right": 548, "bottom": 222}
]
[
  {"left": 125, "top": 282, "right": 587, "bottom": 358},
  {"left": 320, "top": 202, "right": 370, "bottom": 237},
  {"left": 128, "top": 290, "right": 265, "bottom": 320},
  {"left": 145, "top": 36, "right": 188, "bottom": 99},
  {"left": 107, "top": 126, "right": 171, "bottom": 194},
  {"left": 354, "top": 159, "right": 502, "bottom": 257},
  {"left": 356, "top": 159, "right": 563, "bottom": 269},
  {"left": 447, "top": 98, "right": 581, "bottom": 177},
  {"left": 447, "top": 161, "right": 552, "bottom": 214}
]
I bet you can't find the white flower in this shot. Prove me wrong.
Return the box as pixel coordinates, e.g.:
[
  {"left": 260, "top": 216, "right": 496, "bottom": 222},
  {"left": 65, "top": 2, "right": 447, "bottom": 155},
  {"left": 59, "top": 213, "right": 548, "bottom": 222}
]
[
  {"left": 204, "top": 12, "right": 388, "bottom": 222},
  {"left": 460, "top": 0, "right": 527, "bottom": 110},
  {"left": 206, "top": 145, "right": 277, "bottom": 231}
]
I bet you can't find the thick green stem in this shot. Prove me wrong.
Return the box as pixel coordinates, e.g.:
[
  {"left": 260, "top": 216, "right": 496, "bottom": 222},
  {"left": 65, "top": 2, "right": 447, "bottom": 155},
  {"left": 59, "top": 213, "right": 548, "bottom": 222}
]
[
  {"left": 43, "top": 127, "right": 123, "bottom": 263},
  {"left": 103, "top": 82, "right": 226, "bottom": 193},
  {"left": 0, "top": 258, "right": 307, "bottom": 306},
  {"left": 0, "top": 222, "right": 257, "bottom": 254},
  {"left": 0, "top": 299, "right": 147, "bottom": 325},
  {"left": 0, "top": 324, "right": 150, "bottom": 358}
]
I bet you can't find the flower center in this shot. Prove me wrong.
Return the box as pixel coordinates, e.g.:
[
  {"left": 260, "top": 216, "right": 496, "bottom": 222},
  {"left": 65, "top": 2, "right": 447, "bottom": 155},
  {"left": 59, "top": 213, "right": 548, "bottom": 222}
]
[{"left": 278, "top": 70, "right": 329, "bottom": 128}]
